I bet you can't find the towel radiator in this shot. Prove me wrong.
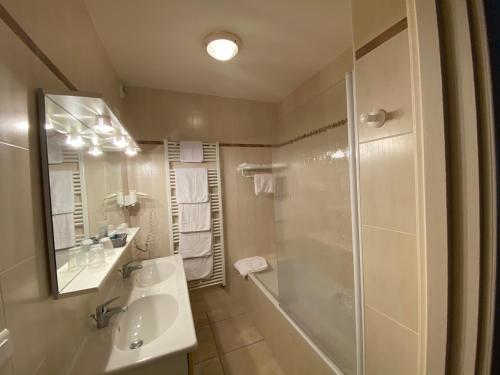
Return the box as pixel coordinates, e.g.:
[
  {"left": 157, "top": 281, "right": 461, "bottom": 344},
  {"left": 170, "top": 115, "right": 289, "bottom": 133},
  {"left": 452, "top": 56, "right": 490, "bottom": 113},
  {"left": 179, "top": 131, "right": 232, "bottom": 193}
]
[
  {"left": 164, "top": 141, "right": 226, "bottom": 290},
  {"left": 58, "top": 148, "right": 89, "bottom": 245}
]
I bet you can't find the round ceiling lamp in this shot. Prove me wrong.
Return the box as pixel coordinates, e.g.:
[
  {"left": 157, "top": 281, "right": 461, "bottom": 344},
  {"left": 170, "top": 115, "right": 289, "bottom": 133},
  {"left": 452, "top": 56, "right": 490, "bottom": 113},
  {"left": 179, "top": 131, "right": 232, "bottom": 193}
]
[{"left": 205, "top": 31, "right": 241, "bottom": 61}]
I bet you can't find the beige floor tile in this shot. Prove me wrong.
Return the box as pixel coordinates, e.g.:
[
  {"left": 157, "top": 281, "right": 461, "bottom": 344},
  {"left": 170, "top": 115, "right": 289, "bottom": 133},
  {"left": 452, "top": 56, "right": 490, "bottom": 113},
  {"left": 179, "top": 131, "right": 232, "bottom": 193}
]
[
  {"left": 190, "top": 287, "right": 246, "bottom": 323},
  {"left": 193, "top": 357, "right": 225, "bottom": 375},
  {"left": 221, "top": 341, "right": 284, "bottom": 375},
  {"left": 212, "top": 314, "right": 263, "bottom": 354},
  {"left": 193, "top": 325, "right": 218, "bottom": 364},
  {"left": 193, "top": 310, "right": 210, "bottom": 328}
]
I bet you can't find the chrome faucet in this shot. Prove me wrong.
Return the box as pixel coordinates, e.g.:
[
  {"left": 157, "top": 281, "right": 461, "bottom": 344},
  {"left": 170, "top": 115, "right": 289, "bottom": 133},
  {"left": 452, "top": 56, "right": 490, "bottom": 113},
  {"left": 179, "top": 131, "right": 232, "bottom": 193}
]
[
  {"left": 91, "top": 296, "right": 128, "bottom": 329},
  {"left": 120, "top": 260, "right": 143, "bottom": 279}
]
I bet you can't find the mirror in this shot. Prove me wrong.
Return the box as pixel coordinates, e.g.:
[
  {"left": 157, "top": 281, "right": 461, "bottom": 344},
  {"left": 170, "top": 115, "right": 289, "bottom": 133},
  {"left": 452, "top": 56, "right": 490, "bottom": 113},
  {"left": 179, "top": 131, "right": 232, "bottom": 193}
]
[{"left": 37, "top": 90, "right": 141, "bottom": 298}]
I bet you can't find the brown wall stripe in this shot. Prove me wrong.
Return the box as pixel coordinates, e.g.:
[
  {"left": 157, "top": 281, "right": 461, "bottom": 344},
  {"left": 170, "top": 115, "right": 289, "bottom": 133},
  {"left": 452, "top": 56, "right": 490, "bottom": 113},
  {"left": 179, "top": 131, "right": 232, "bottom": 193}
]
[
  {"left": 0, "top": 4, "right": 78, "bottom": 91},
  {"left": 138, "top": 118, "right": 348, "bottom": 149},
  {"left": 355, "top": 18, "right": 408, "bottom": 60}
]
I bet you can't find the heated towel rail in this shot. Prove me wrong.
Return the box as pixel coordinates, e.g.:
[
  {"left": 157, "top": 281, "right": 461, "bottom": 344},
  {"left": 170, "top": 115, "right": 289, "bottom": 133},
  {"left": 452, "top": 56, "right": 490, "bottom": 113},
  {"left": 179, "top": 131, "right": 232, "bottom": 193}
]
[{"left": 164, "top": 141, "right": 226, "bottom": 290}]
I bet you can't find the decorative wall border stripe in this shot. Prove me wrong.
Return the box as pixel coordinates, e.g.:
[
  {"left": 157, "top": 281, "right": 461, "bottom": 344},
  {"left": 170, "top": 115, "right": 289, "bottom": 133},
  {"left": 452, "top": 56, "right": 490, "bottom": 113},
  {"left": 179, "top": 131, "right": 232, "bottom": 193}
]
[
  {"left": 220, "top": 143, "right": 273, "bottom": 148},
  {"left": 355, "top": 18, "right": 408, "bottom": 60},
  {"left": 274, "top": 118, "right": 347, "bottom": 148},
  {"left": 138, "top": 118, "right": 347, "bottom": 149},
  {"left": 0, "top": 4, "right": 78, "bottom": 91}
]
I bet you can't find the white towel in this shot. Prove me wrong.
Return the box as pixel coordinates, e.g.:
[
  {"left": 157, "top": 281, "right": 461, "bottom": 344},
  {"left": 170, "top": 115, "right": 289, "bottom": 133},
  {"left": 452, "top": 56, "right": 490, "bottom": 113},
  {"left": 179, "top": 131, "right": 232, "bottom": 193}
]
[
  {"left": 47, "top": 137, "right": 63, "bottom": 164},
  {"left": 178, "top": 202, "right": 211, "bottom": 232},
  {"left": 234, "top": 256, "right": 269, "bottom": 277},
  {"left": 52, "top": 213, "right": 75, "bottom": 250},
  {"left": 175, "top": 168, "right": 208, "bottom": 203},
  {"left": 180, "top": 141, "right": 203, "bottom": 163},
  {"left": 49, "top": 170, "right": 74, "bottom": 214},
  {"left": 183, "top": 256, "right": 213, "bottom": 281},
  {"left": 179, "top": 231, "right": 212, "bottom": 258},
  {"left": 254, "top": 173, "right": 274, "bottom": 195}
]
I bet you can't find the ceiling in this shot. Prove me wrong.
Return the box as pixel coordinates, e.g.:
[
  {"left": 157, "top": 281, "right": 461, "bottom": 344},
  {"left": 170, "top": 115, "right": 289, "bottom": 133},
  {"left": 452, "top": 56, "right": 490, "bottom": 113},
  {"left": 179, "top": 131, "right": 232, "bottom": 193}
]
[{"left": 84, "top": 0, "right": 352, "bottom": 102}]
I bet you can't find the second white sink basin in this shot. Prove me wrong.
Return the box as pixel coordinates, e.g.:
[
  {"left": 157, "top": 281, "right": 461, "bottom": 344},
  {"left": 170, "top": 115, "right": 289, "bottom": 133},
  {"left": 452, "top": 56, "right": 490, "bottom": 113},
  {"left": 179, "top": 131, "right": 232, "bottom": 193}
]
[
  {"left": 131, "top": 259, "right": 176, "bottom": 287},
  {"left": 113, "top": 294, "right": 179, "bottom": 351}
]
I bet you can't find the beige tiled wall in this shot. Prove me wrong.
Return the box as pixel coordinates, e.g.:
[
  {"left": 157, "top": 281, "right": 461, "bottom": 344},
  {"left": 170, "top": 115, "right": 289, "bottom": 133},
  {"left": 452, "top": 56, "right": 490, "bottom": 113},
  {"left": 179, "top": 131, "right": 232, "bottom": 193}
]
[
  {"left": 351, "top": 0, "right": 406, "bottom": 49},
  {"left": 0, "top": 1, "right": 126, "bottom": 374},
  {"left": 353, "top": 1, "right": 420, "bottom": 368},
  {"left": 123, "top": 86, "right": 276, "bottom": 144},
  {"left": 122, "top": 87, "right": 278, "bottom": 304}
]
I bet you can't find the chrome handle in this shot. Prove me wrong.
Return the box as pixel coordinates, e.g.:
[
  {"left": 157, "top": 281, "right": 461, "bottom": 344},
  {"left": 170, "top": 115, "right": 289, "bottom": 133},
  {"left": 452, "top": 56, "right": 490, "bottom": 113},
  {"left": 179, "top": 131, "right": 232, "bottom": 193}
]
[{"left": 360, "top": 109, "right": 386, "bottom": 128}]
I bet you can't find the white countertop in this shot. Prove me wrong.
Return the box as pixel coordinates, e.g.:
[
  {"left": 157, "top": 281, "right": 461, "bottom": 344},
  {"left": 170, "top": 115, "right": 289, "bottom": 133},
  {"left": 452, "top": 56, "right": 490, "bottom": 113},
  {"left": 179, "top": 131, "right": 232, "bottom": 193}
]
[{"left": 58, "top": 227, "right": 140, "bottom": 297}]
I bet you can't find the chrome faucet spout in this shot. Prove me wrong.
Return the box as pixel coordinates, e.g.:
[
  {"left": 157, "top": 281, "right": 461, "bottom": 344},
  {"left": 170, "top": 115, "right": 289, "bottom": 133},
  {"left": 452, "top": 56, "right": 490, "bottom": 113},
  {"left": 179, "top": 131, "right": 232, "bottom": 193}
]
[
  {"left": 91, "top": 296, "right": 127, "bottom": 329},
  {"left": 120, "top": 260, "right": 143, "bottom": 279}
]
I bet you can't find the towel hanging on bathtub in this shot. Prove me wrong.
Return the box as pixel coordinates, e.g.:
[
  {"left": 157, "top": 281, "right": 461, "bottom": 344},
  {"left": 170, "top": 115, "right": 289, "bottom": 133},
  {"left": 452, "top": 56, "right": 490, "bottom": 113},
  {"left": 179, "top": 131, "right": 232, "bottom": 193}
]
[
  {"left": 234, "top": 256, "right": 269, "bottom": 277},
  {"left": 175, "top": 168, "right": 208, "bottom": 203},
  {"left": 254, "top": 173, "right": 274, "bottom": 195}
]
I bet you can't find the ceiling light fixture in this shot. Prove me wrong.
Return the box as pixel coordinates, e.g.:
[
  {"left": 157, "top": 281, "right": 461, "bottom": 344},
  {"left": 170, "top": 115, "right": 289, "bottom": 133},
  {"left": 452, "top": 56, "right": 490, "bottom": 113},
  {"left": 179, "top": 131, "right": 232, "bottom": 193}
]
[
  {"left": 94, "top": 115, "right": 114, "bottom": 134},
  {"left": 205, "top": 31, "right": 241, "bottom": 61},
  {"left": 66, "top": 133, "right": 85, "bottom": 148}
]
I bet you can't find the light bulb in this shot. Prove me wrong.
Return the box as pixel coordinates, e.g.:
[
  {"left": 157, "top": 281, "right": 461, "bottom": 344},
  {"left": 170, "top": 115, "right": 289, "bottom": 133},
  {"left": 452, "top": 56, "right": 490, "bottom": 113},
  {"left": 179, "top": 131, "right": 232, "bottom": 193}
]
[
  {"left": 93, "top": 115, "right": 114, "bottom": 134},
  {"left": 88, "top": 145, "right": 103, "bottom": 156},
  {"left": 125, "top": 146, "right": 137, "bottom": 157},
  {"left": 113, "top": 135, "right": 129, "bottom": 148},
  {"left": 45, "top": 118, "right": 54, "bottom": 130},
  {"left": 205, "top": 32, "right": 241, "bottom": 61},
  {"left": 66, "top": 133, "right": 85, "bottom": 148}
]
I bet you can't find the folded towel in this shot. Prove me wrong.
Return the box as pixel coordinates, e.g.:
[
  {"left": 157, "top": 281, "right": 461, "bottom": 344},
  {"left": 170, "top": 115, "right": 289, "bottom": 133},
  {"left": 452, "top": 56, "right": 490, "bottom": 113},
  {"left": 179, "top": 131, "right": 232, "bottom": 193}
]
[
  {"left": 234, "top": 256, "right": 269, "bottom": 277},
  {"left": 175, "top": 168, "right": 208, "bottom": 203},
  {"left": 52, "top": 213, "right": 75, "bottom": 250},
  {"left": 178, "top": 202, "right": 211, "bottom": 232},
  {"left": 183, "top": 256, "right": 213, "bottom": 281},
  {"left": 180, "top": 141, "right": 203, "bottom": 163},
  {"left": 47, "top": 137, "right": 63, "bottom": 164},
  {"left": 49, "top": 170, "right": 74, "bottom": 214},
  {"left": 179, "top": 231, "right": 212, "bottom": 258},
  {"left": 254, "top": 173, "right": 274, "bottom": 195}
]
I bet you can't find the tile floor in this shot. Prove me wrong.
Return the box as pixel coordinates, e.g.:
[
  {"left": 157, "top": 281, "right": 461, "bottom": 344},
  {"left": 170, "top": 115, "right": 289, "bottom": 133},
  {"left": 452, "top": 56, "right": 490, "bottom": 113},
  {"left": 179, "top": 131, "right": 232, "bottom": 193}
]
[{"left": 190, "top": 286, "right": 285, "bottom": 375}]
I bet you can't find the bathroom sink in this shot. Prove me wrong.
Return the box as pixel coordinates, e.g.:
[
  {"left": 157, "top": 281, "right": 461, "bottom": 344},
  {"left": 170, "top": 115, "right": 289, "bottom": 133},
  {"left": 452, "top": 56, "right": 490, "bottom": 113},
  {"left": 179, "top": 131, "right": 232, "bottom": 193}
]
[
  {"left": 131, "top": 261, "right": 176, "bottom": 287},
  {"left": 67, "top": 255, "right": 197, "bottom": 374},
  {"left": 113, "top": 294, "right": 179, "bottom": 350}
]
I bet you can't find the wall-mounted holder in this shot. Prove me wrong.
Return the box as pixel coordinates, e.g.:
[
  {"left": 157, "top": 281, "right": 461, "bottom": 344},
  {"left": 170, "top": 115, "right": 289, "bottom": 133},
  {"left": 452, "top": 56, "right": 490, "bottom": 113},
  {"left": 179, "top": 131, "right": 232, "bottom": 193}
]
[{"left": 360, "top": 109, "right": 387, "bottom": 128}]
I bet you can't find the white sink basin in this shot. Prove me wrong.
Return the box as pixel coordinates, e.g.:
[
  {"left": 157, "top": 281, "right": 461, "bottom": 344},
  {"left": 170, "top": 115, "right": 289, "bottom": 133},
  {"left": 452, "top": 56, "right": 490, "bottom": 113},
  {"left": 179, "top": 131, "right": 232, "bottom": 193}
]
[
  {"left": 67, "top": 255, "right": 197, "bottom": 374},
  {"left": 131, "top": 260, "right": 176, "bottom": 287},
  {"left": 113, "top": 294, "right": 179, "bottom": 350}
]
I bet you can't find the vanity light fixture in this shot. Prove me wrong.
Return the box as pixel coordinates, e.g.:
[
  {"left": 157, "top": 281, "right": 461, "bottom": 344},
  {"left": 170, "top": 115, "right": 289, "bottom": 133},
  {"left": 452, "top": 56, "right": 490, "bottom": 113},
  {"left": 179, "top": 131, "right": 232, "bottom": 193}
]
[
  {"left": 205, "top": 31, "right": 241, "bottom": 61},
  {"left": 93, "top": 115, "right": 114, "bottom": 134},
  {"left": 45, "top": 118, "right": 54, "bottom": 130},
  {"left": 125, "top": 146, "right": 138, "bottom": 157},
  {"left": 113, "top": 135, "right": 129, "bottom": 148},
  {"left": 66, "top": 133, "right": 85, "bottom": 148},
  {"left": 88, "top": 144, "right": 103, "bottom": 156}
]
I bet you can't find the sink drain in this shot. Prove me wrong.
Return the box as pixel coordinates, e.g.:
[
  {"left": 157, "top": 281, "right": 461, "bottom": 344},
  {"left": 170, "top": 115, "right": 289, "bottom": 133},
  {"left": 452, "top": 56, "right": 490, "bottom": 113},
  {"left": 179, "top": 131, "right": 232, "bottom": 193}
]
[{"left": 129, "top": 339, "right": 143, "bottom": 350}]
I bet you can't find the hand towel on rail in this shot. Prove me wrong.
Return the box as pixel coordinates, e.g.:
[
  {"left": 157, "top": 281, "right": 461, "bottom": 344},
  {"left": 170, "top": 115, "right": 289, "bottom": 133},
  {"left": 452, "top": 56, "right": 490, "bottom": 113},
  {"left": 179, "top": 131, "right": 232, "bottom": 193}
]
[
  {"left": 183, "top": 256, "right": 213, "bottom": 281},
  {"left": 175, "top": 168, "right": 208, "bottom": 203},
  {"left": 49, "top": 170, "right": 74, "bottom": 214},
  {"left": 178, "top": 202, "right": 211, "bottom": 232},
  {"left": 179, "top": 231, "right": 212, "bottom": 258},
  {"left": 234, "top": 256, "right": 269, "bottom": 277},
  {"left": 254, "top": 173, "right": 274, "bottom": 195},
  {"left": 180, "top": 141, "right": 204, "bottom": 163},
  {"left": 52, "top": 213, "right": 75, "bottom": 250}
]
